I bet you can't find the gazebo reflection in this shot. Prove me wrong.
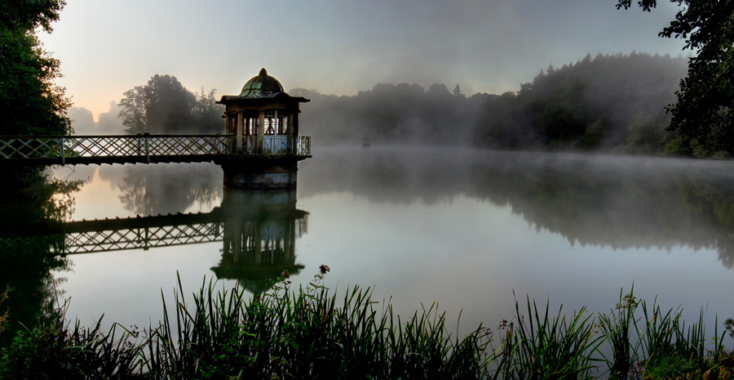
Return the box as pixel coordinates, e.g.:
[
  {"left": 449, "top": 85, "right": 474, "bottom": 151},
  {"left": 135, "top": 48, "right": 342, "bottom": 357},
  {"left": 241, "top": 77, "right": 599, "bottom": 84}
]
[{"left": 210, "top": 188, "right": 307, "bottom": 294}]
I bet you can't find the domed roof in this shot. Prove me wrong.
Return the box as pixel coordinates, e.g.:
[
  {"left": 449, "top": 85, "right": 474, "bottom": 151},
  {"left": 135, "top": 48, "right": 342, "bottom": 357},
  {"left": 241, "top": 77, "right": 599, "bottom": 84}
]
[{"left": 239, "top": 68, "right": 284, "bottom": 98}]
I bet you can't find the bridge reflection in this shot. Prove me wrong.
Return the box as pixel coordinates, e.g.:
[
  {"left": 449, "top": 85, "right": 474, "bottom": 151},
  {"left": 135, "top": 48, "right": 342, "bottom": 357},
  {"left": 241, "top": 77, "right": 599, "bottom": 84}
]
[{"left": 0, "top": 188, "right": 308, "bottom": 293}]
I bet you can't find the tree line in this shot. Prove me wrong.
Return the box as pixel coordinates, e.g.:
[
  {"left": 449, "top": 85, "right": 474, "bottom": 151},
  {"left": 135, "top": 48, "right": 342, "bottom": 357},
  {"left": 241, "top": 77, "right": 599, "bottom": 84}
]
[
  {"left": 102, "top": 52, "right": 688, "bottom": 156},
  {"left": 117, "top": 74, "right": 223, "bottom": 135},
  {"left": 471, "top": 52, "right": 688, "bottom": 154},
  {"left": 288, "top": 52, "right": 689, "bottom": 155},
  {"left": 290, "top": 84, "right": 488, "bottom": 146}
]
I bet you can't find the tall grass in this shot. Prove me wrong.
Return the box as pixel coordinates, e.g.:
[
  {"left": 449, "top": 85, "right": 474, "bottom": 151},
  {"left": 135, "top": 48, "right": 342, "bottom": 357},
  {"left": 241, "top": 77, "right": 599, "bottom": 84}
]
[
  {"left": 0, "top": 296, "right": 142, "bottom": 379},
  {"left": 597, "top": 287, "right": 731, "bottom": 380},
  {"left": 493, "top": 294, "right": 605, "bottom": 380},
  {"left": 0, "top": 272, "right": 731, "bottom": 379},
  {"left": 598, "top": 288, "right": 642, "bottom": 379},
  {"left": 142, "top": 269, "right": 494, "bottom": 379}
]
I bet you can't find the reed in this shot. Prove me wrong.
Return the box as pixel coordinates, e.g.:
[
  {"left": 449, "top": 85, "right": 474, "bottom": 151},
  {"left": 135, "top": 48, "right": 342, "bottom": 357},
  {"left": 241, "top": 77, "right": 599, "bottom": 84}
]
[
  {"left": 597, "top": 288, "right": 643, "bottom": 379},
  {"left": 142, "top": 269, "right": 494, "bottom": 379},
  {"left": 1, "top": 272, "right": 732, "bottom": 379},
  {"left": 493, "top": 293, "right": 606, "bottom": 380},
  {"left": 0, "top": 296, "right": 142, "bottom": 379}
]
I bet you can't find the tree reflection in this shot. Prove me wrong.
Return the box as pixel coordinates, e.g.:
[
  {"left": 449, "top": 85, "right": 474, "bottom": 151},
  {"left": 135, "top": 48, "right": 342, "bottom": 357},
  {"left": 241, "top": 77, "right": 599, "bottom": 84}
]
[
  {"left": 0, "top": 174, "right": 81, "bottom": 347},
  {"left": 299, "top": 149, "right": 734, "bottom": 269},
  {"left": 116, "top": 163, "right": 222, "bottom": 215}
]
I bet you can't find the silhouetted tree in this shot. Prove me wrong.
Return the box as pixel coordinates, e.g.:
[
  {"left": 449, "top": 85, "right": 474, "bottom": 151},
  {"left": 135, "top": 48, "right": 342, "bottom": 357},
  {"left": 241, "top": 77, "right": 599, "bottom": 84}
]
[
  {"left": 617, "top": 0, "right": 734, "bottom": 157},
  {"left": 0, "top": 0, "right": 71, "bottom": 186},
  {"left": 192, "top": 88, "right": 224, "bottom": 133},
  {"left": 0, "top": 0, "right": 70, "bottom": 137},
  {"left": 119, "top": 75, "right": 223, "bottom": 134}
]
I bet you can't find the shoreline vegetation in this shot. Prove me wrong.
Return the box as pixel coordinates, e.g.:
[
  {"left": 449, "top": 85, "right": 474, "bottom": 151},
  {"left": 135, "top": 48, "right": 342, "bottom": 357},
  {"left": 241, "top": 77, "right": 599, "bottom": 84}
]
[{"left": 0, "top": 269, "right": 732, "bottom": 379}]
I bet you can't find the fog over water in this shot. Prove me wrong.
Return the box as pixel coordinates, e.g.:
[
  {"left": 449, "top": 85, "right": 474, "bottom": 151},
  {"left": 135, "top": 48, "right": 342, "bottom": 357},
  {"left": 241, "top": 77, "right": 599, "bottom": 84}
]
[{"left": 45, "top": 147, "right": 734, "bottom": 346}]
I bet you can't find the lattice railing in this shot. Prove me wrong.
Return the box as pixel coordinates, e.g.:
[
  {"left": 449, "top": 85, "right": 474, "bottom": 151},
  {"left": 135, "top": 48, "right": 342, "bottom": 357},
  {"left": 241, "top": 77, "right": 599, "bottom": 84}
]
[
  {"left": 0, "top": 223, "right": 225, "bottom": 255},
  {"left": 0, "top": 134, "right": 233, "bottom": 162},
  {"left": 63, "top": 223, "right": 224, "bottom": 254},
  {"left": 0, "top": 134, "right": 310, "bottom": 162}
]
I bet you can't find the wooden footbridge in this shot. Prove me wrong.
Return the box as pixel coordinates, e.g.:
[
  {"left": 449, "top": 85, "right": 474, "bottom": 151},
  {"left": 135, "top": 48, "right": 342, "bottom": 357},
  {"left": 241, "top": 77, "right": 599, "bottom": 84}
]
[{"left": 0, "top": 134, "right": 312, "bottom": 166}]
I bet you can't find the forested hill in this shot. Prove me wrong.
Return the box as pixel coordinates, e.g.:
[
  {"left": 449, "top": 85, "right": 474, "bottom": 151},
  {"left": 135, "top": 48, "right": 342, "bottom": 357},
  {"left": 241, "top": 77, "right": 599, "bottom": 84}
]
[
  {"left": 472, "top": 52, "right": 687, "bottom": 153},
  {"left": 293, "top": 52, "right": 687, "bottom": 154},
  {"left": 291, "top": 84, "right": 489, "bottom": 146}
]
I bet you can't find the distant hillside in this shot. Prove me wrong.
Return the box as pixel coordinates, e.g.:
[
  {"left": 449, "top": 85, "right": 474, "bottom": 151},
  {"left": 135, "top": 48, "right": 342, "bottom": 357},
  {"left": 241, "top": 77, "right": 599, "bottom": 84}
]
[
  {"left": 293, "top": 52, "right": 687, "bottom": 155},
  {"left": 472, "top": 52, "right": 688, "bottom": 153},
  {"left": 291, "top": 84, "right": 489, "bottom": 146}
]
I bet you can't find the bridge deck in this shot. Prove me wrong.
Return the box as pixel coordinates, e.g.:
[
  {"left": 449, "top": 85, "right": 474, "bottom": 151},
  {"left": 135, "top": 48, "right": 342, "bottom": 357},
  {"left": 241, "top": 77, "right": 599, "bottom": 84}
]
[{"left": 0, "top": 134, "right": 311, "bottom": 166}]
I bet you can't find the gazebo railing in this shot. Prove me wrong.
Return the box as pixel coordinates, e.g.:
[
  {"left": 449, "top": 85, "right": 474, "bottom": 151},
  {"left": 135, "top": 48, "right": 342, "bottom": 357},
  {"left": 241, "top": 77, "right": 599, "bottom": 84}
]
[
  {"left": 296, "top": 136, "right": 311, "bottom": 156},
  {"left": 263, "top": 136, "right": 289, "bottom": 155},
  {"left": 238, "top": 135, "right": 311, "bottom": 156}
]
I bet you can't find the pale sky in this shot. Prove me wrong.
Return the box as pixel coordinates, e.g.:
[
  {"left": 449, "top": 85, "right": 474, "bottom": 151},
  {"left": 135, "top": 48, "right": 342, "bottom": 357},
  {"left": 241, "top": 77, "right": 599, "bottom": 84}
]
[{"left": 39, "top": 0, "right": 686, "bottom": 119}]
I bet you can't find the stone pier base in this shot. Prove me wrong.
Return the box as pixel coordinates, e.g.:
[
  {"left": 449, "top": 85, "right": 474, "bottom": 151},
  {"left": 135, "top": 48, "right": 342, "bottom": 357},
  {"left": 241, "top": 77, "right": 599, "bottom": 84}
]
[
  {"left": 218, "top": 158, "right": 298, "bottom": 189},
  {"left": 221, "top": 187, "right": 297, "bottom": 211}
]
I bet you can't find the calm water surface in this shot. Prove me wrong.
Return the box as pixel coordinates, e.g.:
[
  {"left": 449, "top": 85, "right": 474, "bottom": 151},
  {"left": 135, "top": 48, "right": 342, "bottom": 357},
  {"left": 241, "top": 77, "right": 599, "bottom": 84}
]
[{"left": 21, "top": 147, "right": 734, "bottom": 338}]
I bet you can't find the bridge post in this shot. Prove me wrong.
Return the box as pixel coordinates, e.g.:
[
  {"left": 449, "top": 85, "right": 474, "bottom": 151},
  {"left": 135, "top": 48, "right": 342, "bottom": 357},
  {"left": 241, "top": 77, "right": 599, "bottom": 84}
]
[
  {"left": 144, "top": 133, "right": 150, "bottom": 163},
  {"left": 144, "top": 225, "right": 149, "bottom": 251},
  {"left": 60, "top": 137, "right": 65, "bottom": 165}
]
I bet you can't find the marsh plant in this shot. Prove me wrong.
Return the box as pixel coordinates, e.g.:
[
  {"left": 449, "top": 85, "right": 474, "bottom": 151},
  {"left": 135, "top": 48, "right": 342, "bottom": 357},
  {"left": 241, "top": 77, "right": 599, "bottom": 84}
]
[
  {"left": 142, "top": 266, "right": 494, "bottom": 379},
  {"left": 0, "top": 271, "right": 732, "bottom": 379},
  {"left": 597, "top": 287, "right": 732, "bottom": 380},
  {"left": 490, "top": 295, "right": 606, "bottom": 380}
]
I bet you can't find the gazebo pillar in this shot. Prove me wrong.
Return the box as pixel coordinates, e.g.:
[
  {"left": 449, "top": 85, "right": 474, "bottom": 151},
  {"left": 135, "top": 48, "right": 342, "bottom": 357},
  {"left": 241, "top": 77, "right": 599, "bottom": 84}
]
[
  {"left": 287, "top": 112, "right": 294, "bottom": 154},
  {"left": 236, "top": 112, "right": 244, "bottom": 152}
]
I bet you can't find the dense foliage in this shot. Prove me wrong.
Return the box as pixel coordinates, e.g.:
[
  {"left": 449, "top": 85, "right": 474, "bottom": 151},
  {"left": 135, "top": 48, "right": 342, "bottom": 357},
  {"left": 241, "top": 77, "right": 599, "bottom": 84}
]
[
  {"left": 471, "top": 53, "right": 688, "bottom": 153},
  {"left": 617, "top": 0, "right": 734, "bottom": 158},
  {"left": 119, "top": 74, "right": 224, "bottom": 134},
  {"left": 0, "top": 0, "right": 70, "bottom": 137}
]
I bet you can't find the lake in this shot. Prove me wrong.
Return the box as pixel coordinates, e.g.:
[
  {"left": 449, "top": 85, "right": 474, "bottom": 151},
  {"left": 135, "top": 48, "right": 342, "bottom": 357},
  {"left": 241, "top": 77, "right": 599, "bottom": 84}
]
[{"left": 5, "top": 146, "right": 734, "bottom": 346}]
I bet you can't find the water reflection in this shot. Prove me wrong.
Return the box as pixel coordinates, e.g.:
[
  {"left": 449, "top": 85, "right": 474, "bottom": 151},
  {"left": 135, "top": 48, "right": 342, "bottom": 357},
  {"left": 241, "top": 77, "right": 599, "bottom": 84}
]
[
  {"left": 0, "top": 176, "right": 81, "bottom": 346},
  {"left": 299, "top": 148, "right": 734, "bottom": 269},
  {"left": 112, "top": 163, "right": 222, "bottom": 215},
  {"left": 0, "top": 187, "right": 308, "bottom": 304},
  {"left": 212, "top": 189, "right": 307, "bottom": 294}
]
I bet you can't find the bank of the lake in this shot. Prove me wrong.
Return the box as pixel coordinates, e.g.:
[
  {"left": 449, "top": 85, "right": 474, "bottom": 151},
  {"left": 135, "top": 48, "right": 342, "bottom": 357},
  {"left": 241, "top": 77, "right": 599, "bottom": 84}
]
[{"left": 1, "top": 270, "right": 733, "bottom": 379}]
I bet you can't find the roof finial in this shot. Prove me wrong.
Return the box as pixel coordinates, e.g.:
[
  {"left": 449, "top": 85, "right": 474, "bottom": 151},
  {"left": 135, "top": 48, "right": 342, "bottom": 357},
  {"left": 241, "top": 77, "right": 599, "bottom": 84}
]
[{"left": 259, "top": 68, "right": 267, "bottom": 76}]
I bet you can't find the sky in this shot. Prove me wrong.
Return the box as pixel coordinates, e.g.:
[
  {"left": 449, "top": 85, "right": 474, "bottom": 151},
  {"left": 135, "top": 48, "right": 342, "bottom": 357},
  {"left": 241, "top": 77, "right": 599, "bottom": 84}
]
[{"left": 38, "top": 0, "right": 687, "bottom": 119}]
